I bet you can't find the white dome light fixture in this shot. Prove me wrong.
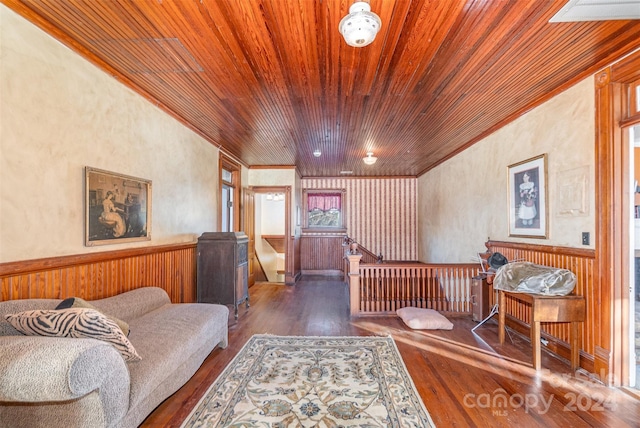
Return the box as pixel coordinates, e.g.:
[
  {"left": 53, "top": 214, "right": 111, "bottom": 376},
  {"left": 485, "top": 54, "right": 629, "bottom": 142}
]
[
  {"left": 313, "top": 149, "right": 322, "bottom": 157},
  {"left": 339, "top": 1, "right": 382, "bottom": 48},
  {"left": 363, "top": 152, "right": 377, "bottom": 165}
]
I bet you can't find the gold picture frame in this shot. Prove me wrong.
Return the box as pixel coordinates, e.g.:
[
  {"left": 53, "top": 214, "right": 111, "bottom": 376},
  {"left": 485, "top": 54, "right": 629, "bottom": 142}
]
[
  {"left": 508, "top": 154, "right": 548, "bottom": 238},
  {"left": 85, "top": 167, "right": 151, "bottom": 246}
]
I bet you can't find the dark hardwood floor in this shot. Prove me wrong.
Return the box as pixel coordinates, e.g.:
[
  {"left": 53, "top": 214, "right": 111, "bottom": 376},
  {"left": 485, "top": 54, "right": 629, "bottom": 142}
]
[{"left": 141, "top": 275, "right": 640, "bottom": 427}]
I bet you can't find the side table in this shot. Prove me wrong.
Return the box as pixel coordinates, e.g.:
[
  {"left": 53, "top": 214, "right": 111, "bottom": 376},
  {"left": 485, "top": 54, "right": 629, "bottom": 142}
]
[{"left": 498, "top": 290, "right": 585, "bottom": 371}]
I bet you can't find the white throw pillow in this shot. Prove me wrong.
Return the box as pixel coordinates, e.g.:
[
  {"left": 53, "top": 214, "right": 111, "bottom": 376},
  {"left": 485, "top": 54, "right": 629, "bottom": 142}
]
[{"left": 396, "top": 307, "right": 454, "bottom": 330}]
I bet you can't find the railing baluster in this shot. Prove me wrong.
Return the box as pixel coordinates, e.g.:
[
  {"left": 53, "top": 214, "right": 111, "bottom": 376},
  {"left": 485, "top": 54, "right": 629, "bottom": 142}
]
[{"left": 352, "top": 262, "right": 478, "bottom": 316}]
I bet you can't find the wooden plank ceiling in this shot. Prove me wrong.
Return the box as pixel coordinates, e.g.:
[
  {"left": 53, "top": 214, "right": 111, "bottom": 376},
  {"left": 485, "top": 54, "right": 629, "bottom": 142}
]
[{"left": 4, "top": 0, "right": 640, "bottom": 177}]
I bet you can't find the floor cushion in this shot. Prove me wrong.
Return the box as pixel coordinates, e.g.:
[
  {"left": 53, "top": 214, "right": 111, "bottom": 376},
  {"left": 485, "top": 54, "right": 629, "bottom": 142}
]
[{"left": 396, "top": 307, "right": 454, "bottom": 330}]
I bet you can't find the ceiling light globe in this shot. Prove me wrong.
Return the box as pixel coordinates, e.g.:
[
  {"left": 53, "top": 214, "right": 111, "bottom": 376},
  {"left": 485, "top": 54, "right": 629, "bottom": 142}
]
[
  {"left": 339, "top": 2, "right": 381, "bottom": 47},
  {"left": 363, "top": 152, "right": 377, "bottom": 165}
]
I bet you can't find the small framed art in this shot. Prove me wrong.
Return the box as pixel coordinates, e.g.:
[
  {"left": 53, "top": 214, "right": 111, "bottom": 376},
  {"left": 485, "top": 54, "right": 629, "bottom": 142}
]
[{"left": 508, "top": 154, "right": 548, "bottom": 238}]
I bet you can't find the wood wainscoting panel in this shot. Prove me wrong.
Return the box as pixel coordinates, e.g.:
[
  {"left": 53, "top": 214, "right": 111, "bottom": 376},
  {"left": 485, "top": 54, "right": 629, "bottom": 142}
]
[
  {"left": 0, "top": 243, "right": 197, "bottom": 303},
  {"left": 487, "top": 240, "right": 597, "bottom": 371},
  {"left": 300, "top": 234, "right": 346, "bottom": 273}
]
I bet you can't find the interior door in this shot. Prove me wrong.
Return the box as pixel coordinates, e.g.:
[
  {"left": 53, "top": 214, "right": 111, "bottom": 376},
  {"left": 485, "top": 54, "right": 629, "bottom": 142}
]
[{"left": 242, "top": 187, "right": 256, "bottom": 287}]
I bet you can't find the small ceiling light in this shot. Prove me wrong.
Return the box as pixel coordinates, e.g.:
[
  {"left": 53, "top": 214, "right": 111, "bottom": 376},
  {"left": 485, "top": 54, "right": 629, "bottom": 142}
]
[
  {"left": 339, "top": 1, "right": 382, "bottom": 48},
  {"left": 363, "top": 152, "right": 377, "bottom": 165},
  {"left": 266, "top": 193, "right": 273, "bottom": 200},
  {"left": 313, "top": 149, "right": 322, "bottom": 157}
]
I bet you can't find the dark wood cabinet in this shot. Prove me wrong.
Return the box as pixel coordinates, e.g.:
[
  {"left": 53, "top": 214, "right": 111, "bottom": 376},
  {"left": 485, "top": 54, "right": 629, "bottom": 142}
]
[{"left": 197, "top": 232, "right": 249, "bottom": 319}]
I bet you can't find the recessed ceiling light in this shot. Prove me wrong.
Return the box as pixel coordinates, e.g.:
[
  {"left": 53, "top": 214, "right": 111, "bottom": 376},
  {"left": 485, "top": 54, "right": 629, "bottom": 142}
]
[{"left": 313, "top": 149, "right": 321, "bottom": 157}]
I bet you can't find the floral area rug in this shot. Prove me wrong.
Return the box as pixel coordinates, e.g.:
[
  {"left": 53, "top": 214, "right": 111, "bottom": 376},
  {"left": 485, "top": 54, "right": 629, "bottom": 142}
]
[{"left": 181, "top": 335, "right": 435, "bottom": 427}]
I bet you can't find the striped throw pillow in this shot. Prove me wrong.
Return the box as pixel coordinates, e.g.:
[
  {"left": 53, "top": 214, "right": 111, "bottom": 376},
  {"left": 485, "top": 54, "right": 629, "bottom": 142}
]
[
  {"left": 5, "top": 308, "right": 141, "bottom": 361},
  {"left": 56, "top": 297, "right": 130, "bottom": 336}
]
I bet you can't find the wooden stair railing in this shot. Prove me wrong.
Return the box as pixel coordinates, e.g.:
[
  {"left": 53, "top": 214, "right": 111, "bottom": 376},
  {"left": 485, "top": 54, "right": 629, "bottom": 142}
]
[
  {"left": 358, "top": 245, "right": 379, "bottom": 264},
  {"left": 342, "top": 235, "right": 419, "bottom": 265},
  {"left": 345, "top": 253, "right": 480, "bottom": 316},
  {"left": 342, "top": 235, "right": 378, "bottom": 263}
]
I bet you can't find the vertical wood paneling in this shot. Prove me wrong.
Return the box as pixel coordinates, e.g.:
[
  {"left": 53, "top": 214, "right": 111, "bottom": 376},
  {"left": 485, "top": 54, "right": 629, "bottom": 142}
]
[
  {"left": 0, "top": 243, "right": 197, "bottom": 303},
  {"left": 5, "top": 1, "right": 639, "bottom": 178},
  {"left": 487, "top": 240, "right": 596, "bottom": 363},
  {"left": 301, "top": 177, "right": 417, "bottom": 261},
  {"left": 300, "top": 235, "right": 345, "bottom": 271}
]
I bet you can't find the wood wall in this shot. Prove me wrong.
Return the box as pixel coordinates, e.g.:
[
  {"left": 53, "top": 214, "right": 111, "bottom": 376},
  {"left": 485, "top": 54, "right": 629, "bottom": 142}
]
[
  {"left": 0, "top": 243, "right": 197, "bottom": 303},
  {"left": 300, "top": 234, "right": 345, "bottom": 273},
  {"left": 487, "top": 240, "right": 597, "bottom": 372}
]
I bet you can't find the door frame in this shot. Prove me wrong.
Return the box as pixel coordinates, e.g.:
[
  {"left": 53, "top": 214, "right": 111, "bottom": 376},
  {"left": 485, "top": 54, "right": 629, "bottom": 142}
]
[
  {"left": 219, "top": 155, "right": 241, "bottom": 232},
  {"left": 594, "top": 49, "right": 640, "bottom": 386},
  {"left": 242, "top": 187, "right": 256, "bottom": 286},
  {"left": 249, "top": 186, "right": 291, "bottom": 283}
]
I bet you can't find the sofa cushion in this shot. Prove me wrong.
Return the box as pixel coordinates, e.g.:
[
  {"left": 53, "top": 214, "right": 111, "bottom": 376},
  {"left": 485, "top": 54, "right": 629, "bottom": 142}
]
[
  {"left": 56, "top": 297, "right": 130, "bottom": 336},
  {"left": 91, "top": 287, "right": 172, "bottom": 323},
  {"left": 396, "top": 307, "right": 454, "bottom": 330},
  {"left": 124, "top": 303, "right": 228, "bottom": 414},
  {"left": 5, "top": 308, "right": 141, "bottom": 361}
]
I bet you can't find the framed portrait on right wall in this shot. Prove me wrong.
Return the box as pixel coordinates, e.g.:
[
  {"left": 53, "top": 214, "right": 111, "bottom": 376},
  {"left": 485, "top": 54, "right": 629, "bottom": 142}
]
[{"left": 508, "top": 154, "right": 548, "bottom": 238}]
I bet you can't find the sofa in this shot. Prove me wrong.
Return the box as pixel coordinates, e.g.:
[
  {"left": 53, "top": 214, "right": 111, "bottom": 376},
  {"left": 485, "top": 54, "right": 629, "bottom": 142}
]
[{"left": 0, "top": 287, "right": 229, "bottom": 428}]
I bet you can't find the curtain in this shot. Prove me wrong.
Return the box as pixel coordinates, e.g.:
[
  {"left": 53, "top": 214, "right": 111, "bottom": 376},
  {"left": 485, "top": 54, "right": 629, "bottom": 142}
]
[{"left": 307, "top": 193, "right": 341, "bottom": 211}]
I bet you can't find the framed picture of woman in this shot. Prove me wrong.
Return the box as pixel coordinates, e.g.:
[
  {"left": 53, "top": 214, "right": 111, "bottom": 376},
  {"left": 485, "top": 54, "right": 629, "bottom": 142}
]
[
  {"left": 85, "top": 167, "right": 152, "bottom": 246},
  {"left": 508, "top": 154, "right": 548, "bottom": 238}
]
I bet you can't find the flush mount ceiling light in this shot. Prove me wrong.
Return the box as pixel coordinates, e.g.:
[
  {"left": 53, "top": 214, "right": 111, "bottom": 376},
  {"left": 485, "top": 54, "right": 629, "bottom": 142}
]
[
  {"left": 266, "top": 193, "right": 284, "bottom": 201},
  {"left": 339, "top": 1, "right": 382, "bottom": 47},
  {"left": 313, "top": 149, "right": 322, "bottom": 157},
  {"left": 363, "top": 152, "right": 377, "bottom": 165}
]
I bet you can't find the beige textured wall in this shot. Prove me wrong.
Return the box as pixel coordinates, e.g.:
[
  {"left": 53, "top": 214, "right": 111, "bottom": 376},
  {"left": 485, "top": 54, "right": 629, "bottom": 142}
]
[
  {"left": 0, "top": 6, "right": 219, "bottom": 263},
  {"left": 418, "top": 78, "right": 596, "bottom": 263}
]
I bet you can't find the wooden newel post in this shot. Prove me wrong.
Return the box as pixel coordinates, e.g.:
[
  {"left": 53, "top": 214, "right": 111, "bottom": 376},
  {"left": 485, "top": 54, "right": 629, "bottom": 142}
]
[{"left": 346, "top": 253, "right": 362, "bottom": 316}]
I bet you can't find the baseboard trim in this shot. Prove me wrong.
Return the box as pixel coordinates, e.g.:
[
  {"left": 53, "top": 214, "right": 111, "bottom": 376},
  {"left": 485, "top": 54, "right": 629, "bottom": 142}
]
[{"left": 301, "top": 269, "right": 344, "bottom": 276}]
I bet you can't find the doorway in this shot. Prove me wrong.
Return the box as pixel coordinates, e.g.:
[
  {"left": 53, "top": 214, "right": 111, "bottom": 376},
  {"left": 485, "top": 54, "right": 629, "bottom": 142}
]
[{"left": 249, "top": 187, "right": 290, "bottom": 283}]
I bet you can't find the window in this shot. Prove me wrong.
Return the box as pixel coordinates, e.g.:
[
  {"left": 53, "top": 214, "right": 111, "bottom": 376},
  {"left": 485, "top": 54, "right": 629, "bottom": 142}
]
[
  {"left": 219, "top": 156, "right": 240, "bottom": 232},
  {"left": 221, "top": 178, "right": 234, "bottom": 232},
  {"left": 302, "top": 189, "right": 346, "bottom": 230},
  {"left": 629, "top": 81, "right": 640, "bottom": 117}
]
